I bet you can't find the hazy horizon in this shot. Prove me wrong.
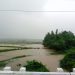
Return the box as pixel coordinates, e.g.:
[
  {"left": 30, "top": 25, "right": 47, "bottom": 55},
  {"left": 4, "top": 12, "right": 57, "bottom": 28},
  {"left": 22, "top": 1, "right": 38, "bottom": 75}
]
[{"left": 0, "top": 0, "right": 75, "bottom": 39}]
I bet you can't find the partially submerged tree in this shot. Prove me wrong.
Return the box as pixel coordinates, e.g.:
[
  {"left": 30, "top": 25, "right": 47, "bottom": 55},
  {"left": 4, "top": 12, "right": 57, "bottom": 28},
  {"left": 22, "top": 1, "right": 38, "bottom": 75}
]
[{"left": 43, "top": 30, "right": 75, "bottom": 53}]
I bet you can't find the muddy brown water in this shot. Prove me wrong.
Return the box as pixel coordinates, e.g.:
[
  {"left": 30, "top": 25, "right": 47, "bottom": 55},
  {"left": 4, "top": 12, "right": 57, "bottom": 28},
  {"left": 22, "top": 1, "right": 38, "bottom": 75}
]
[{"left": 0, "top": 44, "right": 64, "bottom": 71}]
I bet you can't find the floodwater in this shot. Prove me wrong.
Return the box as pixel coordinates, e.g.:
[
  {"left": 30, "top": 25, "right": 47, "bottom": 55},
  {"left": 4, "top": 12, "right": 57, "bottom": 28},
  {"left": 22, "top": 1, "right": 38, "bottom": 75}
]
[{"left": 0, "top": 44, "right": 64, "bottom": 71}]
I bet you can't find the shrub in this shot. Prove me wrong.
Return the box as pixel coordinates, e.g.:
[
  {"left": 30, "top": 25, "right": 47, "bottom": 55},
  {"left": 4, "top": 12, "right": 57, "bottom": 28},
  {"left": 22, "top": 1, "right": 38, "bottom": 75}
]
[
  {"left": 24, "top": 60, "right": 49, "bottom": 72},
  {"left": 0, "top": 61, "right": 7, "bottom": 67},
  {"left": 60, "top": 48, "right": 75, "bottom": 71}
]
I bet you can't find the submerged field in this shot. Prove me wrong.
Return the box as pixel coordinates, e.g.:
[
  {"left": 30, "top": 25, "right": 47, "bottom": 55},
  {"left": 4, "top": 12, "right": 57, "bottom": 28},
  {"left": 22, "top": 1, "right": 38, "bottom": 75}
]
[
  {"left": 0, "top": 47, "right": 15, "bottom": 50},
  {"left": 0, "top": 44, "right": 64, "bottom": 71}
]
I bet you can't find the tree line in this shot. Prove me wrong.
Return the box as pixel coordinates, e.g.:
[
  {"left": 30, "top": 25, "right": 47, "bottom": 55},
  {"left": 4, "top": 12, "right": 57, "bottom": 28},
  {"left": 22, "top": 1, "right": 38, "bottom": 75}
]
[{"left": 43, "top": 29, "right": 75, "bottom": 53}]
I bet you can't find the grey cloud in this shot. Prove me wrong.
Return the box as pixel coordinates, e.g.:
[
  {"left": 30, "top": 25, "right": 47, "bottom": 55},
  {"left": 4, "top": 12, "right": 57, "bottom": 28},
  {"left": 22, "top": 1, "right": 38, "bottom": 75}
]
[{"left": 0, "top": 0, "right": 75, "bottom": 39}]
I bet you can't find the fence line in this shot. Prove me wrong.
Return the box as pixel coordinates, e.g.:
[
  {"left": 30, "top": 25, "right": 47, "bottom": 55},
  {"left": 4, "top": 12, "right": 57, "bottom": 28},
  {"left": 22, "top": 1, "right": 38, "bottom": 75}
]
[{"left": 0, "top": 67, "right": 75, "bottom": 75}]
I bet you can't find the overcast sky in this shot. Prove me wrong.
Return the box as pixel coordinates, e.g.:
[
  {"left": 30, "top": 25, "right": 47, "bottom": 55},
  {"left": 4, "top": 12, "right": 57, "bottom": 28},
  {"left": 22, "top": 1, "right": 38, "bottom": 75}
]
[{"left": 0, "top": 0, "right": 75, "bottom": 39}]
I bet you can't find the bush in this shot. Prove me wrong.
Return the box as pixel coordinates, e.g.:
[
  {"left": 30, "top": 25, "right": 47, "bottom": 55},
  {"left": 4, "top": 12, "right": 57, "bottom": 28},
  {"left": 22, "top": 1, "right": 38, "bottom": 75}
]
[
  {"left": 0, "top": 61, "right": 6, "bottom": 67},
  {"left": 24, "top": 60, "right": 49, "bottom": 72},
  {"left": 60, "top": 48, "right": 75, "bottom": 71}
]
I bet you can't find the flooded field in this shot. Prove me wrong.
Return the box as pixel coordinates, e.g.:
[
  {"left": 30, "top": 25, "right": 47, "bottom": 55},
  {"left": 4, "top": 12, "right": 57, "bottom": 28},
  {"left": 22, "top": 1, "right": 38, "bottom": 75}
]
[
  {"left": 0, "top": 47, "right": 15, "bottom": 50},
  {"left": 0, "top": 44, "right": 64, "bottom": 71}
]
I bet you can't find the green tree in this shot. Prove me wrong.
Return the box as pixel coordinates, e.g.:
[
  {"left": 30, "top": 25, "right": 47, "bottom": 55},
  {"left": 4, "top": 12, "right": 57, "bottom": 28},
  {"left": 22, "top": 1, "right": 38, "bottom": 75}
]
[
  {"left": 43, "top": 30, "right": 75, "bottom": 53},
  {"left": 43, "top": 32, "right": 51, "bottom": 47},
  {"left": 60, "top": 48, "right": 75, "bottom": 71}
]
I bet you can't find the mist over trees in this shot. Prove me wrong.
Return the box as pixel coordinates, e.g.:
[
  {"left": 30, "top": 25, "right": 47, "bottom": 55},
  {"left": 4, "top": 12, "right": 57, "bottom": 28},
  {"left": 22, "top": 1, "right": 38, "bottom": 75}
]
[{"left": 43, "top": 29, "right": 75, "bottom": 53}]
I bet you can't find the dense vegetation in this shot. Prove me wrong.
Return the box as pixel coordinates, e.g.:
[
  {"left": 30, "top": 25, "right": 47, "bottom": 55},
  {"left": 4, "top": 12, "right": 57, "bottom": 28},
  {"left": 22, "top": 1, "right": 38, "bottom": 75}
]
[
  {"left": 24, "top": 60, "right": 49, "bottom": 72},
  {"left": 43, "top": 29, "right": 75, "bottom": 71},
  {"left": 60, "top": 48, "right": 75, "bottom": 72},
  {"left": 43, "top": 29, "right": 75, "bottom": 53}
]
